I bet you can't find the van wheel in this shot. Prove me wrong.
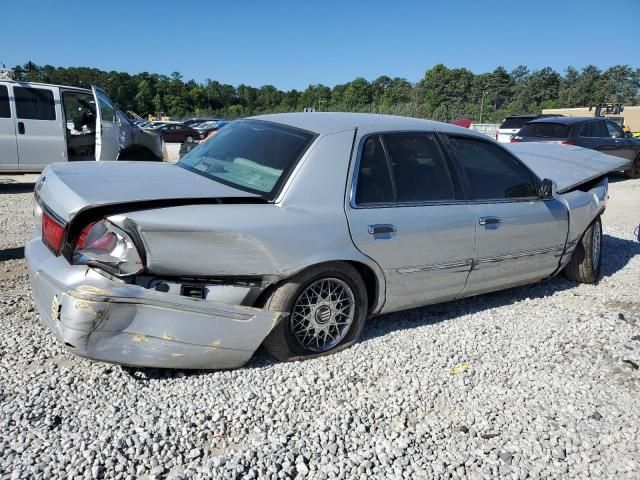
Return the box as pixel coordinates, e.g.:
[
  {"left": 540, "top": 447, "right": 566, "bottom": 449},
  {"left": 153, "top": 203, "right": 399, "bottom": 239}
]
[
  {"left": 627, "top": 157, "right": 640, "bottom": 179},
  {"left": 262, "top": 263, "right": 367, "bottom": 362},
  {"left": 564, "top": 216, "right": 602, "bottom": 283}
]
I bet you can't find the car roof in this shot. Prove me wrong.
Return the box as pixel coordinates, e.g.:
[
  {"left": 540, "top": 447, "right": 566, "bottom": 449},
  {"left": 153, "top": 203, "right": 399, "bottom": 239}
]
[
  {"left": 247, "top": 112, "right": 486, "bottom": 137},
  {"left": 527, "top": 116, "right": 596, "bottom": 125}
]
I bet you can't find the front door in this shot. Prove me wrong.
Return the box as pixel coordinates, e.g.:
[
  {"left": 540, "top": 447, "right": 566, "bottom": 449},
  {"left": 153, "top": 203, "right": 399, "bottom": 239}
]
[
  {"left": 13, "top": 84, "right": 66, "bottom": 170},
  {"left": 0, "top": 84, "right": 18, "bottom": 169},
  {"left": 443, "top": 134, "right": 568, "bottom": 295},
  {"left": 602, "top": 120, "right": 637, "bottom": 163},
  {"left": 346, "top": 133, "right": 476, "bottom": 313},
  {"left": 92, "top": 86, "right": 120, "bottom": 160}
]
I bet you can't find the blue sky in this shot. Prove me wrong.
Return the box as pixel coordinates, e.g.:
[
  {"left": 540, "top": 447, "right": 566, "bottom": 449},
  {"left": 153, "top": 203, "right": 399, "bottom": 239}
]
[{"left": 2, "top": 0, "right": 638, "bottom": 90}]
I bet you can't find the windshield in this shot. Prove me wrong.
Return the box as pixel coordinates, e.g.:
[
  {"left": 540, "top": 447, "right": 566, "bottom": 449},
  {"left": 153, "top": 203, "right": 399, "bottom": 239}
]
[
  {"left": 178, "top": 120, "right": 316, "bottom": 198},
  {"left": 517, "top": 122, "right": 569, "bottom": 139}
]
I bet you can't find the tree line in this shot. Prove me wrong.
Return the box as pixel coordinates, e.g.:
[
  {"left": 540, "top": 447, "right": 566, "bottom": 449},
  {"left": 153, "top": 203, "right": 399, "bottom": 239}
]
[{"left": 11, "top": 61, "right": 640, "bottom": 123}]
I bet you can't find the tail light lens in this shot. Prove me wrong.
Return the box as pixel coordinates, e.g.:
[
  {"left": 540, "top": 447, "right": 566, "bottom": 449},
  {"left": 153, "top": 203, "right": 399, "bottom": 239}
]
[
  {"left": 560, "top": 140, "right": 577, "bottom": 146},
  {"left": 495, "top": 132, "right": 499, "bottom": 140},
  {"left": 42, "top": 212, "right": 65, "bottom": 255},
  {"left": 510, "top": 137, "right": 520, "bottom": 143},
  {"left": 73, "top": 220, "right": 143, "bottom": 276}
]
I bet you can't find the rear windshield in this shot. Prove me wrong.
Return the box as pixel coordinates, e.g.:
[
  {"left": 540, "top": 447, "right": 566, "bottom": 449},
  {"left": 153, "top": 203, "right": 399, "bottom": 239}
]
[
  {"left": 178, "top": 120, "right": 316, "bottom": 199},
  {"left": 500, "top": 117, "right": 536, "bottom": 130},
  {"left": 517, "top": 122, "right": 570, "bottom": 139}
]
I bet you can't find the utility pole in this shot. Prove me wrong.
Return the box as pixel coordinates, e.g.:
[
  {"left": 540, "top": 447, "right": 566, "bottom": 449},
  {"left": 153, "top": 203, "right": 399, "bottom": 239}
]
[{"left": 479, "top": 90, "right": 487, "bottom": 124}]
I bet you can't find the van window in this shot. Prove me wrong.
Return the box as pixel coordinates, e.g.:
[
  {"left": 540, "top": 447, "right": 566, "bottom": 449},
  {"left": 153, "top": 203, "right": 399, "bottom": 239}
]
[
  {"left": 0, "top": 86, "right": 10, "bottom": 118},
  {"left": 95, "top": 90, "right": 116, "bottom": 123},
  {"left": 14, "top": 87, "right": 56, "bottom": 120}
]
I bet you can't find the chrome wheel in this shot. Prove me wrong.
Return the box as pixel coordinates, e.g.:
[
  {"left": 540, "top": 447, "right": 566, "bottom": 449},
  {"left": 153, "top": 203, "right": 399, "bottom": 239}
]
[
  {"left": 592, "top": 220, "right": 601, "bottom": 271},
  {"left": 291, "top": 278, "right": 356, "bottom": 352}
]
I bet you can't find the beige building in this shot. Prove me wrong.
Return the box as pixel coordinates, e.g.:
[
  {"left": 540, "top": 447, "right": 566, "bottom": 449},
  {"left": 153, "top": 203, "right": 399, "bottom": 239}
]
[{"left": 542, "top": 106, "right": 640, "bottom": 133}]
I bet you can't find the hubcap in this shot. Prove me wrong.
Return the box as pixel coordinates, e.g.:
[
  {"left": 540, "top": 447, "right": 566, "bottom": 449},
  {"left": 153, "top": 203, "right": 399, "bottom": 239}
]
[
  {"left": 291, "top": 278, "right": 356, "bottom": 352},
  {"left": 592, "top": 221, "right": 601, "bottom": 271}
]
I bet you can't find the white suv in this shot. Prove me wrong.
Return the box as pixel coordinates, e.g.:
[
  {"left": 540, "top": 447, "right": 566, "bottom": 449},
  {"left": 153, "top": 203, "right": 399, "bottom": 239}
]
[{"left": 0, "top": 80, "right": 163, "bottom": 171}]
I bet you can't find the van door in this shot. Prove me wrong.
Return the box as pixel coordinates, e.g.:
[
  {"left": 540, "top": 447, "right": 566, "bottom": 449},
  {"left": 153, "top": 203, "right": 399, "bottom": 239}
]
[
  {"left": 13, "top": 84, "right": 66, "bottom": 171},
  {"left": 0, "top": 84, "right": 19, "bottom": 170},
  {"left": 92, "top": 86, "right": 120, "bottom": 160}
]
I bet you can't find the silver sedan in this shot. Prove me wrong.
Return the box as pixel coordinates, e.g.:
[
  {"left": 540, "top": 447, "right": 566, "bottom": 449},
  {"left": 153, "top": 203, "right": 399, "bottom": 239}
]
[{"left": 26, "top": 113, "right": 627, "bottom": 368}]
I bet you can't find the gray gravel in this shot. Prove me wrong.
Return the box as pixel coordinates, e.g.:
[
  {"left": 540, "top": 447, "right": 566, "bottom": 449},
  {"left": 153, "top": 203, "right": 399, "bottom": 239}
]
[{"left": 1, "top": 177, "right": 639, "bottom": 479}]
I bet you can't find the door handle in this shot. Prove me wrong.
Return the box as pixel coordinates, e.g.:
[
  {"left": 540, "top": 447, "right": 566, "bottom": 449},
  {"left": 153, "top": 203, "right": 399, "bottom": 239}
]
[
  {"left": 18, "top": 122, "right": 25, "bottom": 134},
  {"left": 368, "top": 224, "right": 397, "bottom": 235},
  {"left": 479, "top": 216, "right": 502, "bottom": 225}
]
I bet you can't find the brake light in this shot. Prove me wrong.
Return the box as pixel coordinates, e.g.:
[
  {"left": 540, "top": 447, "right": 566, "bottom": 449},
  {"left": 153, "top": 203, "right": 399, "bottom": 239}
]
[
  {"left": 495, "top": 132, "right": 498, "bottom": 140},
  {"left": 42, "top": 212, "right": 65, "bottom": 255},
  {"left": 75, "top": 222, "right": 97, "bottom": 249},
  {"left": 510, "top": 137, "right": 520, "bottom": 143},
  {"left": 560, "top": 140, "right": 577, "bottom": 146}
]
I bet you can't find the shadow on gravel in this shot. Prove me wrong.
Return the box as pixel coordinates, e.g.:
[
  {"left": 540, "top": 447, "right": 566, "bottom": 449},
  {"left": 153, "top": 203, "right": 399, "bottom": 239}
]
[
  {"left": 0, "top": 182, "right": 35, "bottom": 194},
  {"left": 120, "top": 234, "right": 640, "bottom": 379},
  {"left": 0, "top": 246, "right": 25, "bottom": 261}
]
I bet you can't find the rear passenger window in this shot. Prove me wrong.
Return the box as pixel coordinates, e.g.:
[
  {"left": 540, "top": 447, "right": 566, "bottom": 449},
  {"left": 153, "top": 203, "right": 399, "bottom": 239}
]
[
  {"left": 383, "top": 133, "right": 457, "bottom": 202},
  {"left": 581, "top": 121, "right": 607, "bottom": 138},
  {"left": 0, "top": 86, "right": 10, "bottom": 118},
  {"left": 355, "top": 136, "right": 394, "bottom": 205},
  {"left": 14, "top": 87, "right": 56, "bottom": 120},
  {"left": 448, "top": 136, "right": 537, "bottom": 200}
]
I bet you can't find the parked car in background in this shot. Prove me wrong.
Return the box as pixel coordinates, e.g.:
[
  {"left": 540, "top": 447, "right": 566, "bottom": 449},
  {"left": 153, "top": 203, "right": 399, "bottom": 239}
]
[
  {"left": 195, "top": 120, "right": 229, "bottom": 139},
  {"left": 182, "top": 117, "right": 220, "bottom": 127},
  {"left": 512, "top": 116, "right": 640, "bottom": 178},
  {"left": 496, "top": 114, "right": 560, "bottom": 143},
  {"left": 0, "top": 80, "right": 163, "bottom": 171},
  {"left": 26, "top": 113, "right": 627, "bottom": 369},
  {"left": 158, "top": 123, "right": 200, "bottom": 143}
]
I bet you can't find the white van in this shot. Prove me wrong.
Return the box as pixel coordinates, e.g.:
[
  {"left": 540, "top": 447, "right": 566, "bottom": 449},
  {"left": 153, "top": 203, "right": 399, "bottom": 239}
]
[{"left": 0, "top": 80, "right": 164, "bottom": 172}]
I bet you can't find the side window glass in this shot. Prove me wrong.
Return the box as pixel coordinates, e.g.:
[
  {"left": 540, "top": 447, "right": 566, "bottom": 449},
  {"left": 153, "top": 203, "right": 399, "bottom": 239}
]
[
  {"left": 605, "top": 121, "right": 623, "bottom": 138},
  {"left": 383, "top": 133, "right": 457, "bottom": 202},
  {"left": 592, "top": 121, "right": 608, "bottom": 138},
  {"left": 448, "top": 136, "right": 537, "bottom": 200},
  {"left": 355, "top": 136, "right": 394, "bottom": 205},
  {"left": 0, "top": 85, "right": 10, "bottom": 118},
  {"left": 14, "top": 87, "right": 56, "bottom": 120},
  {"left": 96, "top": 90, "right": 116, "bottom": 123},
  {"left": 580, "top": 123, "right": 591, "bottom": 137}
]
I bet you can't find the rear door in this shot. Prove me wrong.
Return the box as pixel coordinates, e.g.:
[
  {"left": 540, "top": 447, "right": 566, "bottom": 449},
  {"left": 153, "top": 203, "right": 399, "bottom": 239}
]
[
  {"left": 346, "top": 132, "right": 476, "bottom": 313},
  {"left": 0, "top": 84, "right": 18, "bottom": 169},
  {"left": 13, "top": 84, "right": 66, "bottom": 170},
  {"left": 443, "top": 135, "right": 568, "bottom": 295},
  {"left": 92, "top": 86, "right": 120, "bottom": 160}
]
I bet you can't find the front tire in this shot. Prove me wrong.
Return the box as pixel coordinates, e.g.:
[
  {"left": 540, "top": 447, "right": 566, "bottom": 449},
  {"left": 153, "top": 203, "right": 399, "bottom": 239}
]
[
  {"left": 185, "top": 135, "right": 194, "bottom": 143},
  {"left": 626, "top": 156, "right": 640, "bottom": 179},
  {"left": 262, "top": 263, "right": 368, "bottom": 362},
  {"left": 564, "top": 216, "right": 602, "bottom": 283}
]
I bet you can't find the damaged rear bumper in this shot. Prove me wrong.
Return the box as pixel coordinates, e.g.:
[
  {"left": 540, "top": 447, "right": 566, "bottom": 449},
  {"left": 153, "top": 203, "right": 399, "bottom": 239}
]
[{"left": 25, "top": 230, "right": 280, "bottom": 369}]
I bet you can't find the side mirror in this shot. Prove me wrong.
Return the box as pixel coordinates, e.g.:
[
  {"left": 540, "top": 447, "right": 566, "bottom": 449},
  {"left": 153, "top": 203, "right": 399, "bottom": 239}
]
[{"left": 539, "top": 178, "right": 557, "bottom": 200}]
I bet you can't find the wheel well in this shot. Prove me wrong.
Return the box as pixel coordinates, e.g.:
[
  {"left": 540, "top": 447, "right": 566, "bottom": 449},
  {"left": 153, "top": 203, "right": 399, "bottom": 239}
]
[
  {"left": 118, "top": 146, "right": 161, "bottom": 161},
  {"left": 252, "top": 260, "right": 380, "bottom": 313}
]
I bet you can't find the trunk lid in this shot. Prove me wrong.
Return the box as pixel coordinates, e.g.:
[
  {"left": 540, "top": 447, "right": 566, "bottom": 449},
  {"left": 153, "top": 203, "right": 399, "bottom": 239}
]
[{"left": 36, "top": 161, "right": 260, "bottom": 222}]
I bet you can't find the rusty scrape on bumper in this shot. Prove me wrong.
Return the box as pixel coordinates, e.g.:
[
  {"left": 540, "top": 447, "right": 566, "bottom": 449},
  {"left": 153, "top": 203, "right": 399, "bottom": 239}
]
[{"left": 25, "top": 231, "right": 281, "bottom": 369}]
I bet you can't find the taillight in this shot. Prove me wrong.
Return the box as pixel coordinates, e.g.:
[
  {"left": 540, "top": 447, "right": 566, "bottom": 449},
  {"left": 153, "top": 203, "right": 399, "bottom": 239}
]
[
  {"left": 560, "top": 140, "right": 577, "bottom": 146},
  {"left": 42, "top": 212, "right": 65, "bottom": 255},
  {"left": 73, "top": 220, "right": 143, "bottom": 276},
  {"left": 495, "top": 133, "right": 499, "bottom": 140},
  {"left": 510, "top": 137, "right": 520, "bottom": 143}
]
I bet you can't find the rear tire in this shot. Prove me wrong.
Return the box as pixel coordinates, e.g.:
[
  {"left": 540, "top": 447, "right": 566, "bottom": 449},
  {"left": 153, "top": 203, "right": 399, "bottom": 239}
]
[
  {"left": 185, "top": 135, "right": 194, "bottom": 143},
  {"left": 564, "top": 216, "right": 602, "bottom": 283},
  {"left": 262, "top": 263, "right": 368, "bottom": 362},
  {"left": 626, "top": 156, "right": 640, "bottom": 179}
]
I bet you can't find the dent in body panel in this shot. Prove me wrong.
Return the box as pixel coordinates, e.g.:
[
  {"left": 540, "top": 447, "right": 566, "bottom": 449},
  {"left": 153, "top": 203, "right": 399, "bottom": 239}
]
[{"left": 556, "top": 176, "right": 608, "bottom": 266}]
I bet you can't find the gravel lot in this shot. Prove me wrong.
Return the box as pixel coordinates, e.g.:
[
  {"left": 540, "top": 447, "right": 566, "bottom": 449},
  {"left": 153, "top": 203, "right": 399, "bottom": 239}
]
[{"left": 1, "top": 174, "right": 639, "bottom": 480}]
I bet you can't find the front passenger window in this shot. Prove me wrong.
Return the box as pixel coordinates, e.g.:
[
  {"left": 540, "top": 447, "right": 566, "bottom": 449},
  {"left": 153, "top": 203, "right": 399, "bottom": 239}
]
[{"left": 448, "top": 136, "right": 537, "bottom": 200}]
